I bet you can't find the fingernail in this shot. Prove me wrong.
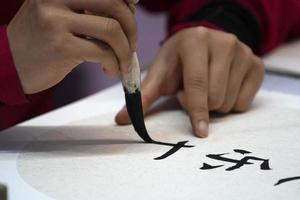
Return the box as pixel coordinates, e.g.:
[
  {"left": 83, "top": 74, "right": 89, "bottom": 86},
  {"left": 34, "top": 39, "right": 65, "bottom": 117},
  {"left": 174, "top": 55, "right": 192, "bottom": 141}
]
[{"left": 196, "top": 121, "right": 208, "bottom": 138}]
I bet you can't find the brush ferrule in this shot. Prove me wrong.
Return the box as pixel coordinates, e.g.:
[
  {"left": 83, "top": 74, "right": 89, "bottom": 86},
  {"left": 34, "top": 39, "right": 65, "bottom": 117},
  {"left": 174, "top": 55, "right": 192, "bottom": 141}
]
[{"left": 122, "top": 52, "right": 141, "bottom": 94}]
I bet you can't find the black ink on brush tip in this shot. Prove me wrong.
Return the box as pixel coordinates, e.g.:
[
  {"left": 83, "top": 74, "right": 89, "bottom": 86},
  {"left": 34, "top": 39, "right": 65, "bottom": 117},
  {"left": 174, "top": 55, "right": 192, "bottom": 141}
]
[
  {"left": 124, "top": 89, "right": 153, "bottom": 143},
  {"left": 125, "top": 88, "right": 194, "bottom": 143}
]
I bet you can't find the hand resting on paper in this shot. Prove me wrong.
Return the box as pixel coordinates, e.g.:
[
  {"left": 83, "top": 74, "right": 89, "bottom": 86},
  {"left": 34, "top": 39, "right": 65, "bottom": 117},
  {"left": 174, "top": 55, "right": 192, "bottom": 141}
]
[{"left": 116, "top": 27, "right": 265, "bottom": 138}]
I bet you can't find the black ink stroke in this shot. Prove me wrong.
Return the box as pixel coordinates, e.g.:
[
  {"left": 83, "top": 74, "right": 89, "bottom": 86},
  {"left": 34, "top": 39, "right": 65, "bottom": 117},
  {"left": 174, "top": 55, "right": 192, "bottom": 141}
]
[
  {"left": 234, "top": 149, "right": 252, "bottom": 154},
  {"left": 200, "top": 163, "right": 224, "bottom": 170},
  {"left": 206, "top": 154, "right": 271, "bottom": 171},
  {"left": 227, "top": 157, "right": 271, "bottom": 171},
  {"left": 154, "top": 141, "right": 194, "bottom": 160},
  {"left": 152, "top": 140, "right": 194, "bottom": 148},
  {"left": 274, "top": 176, "right": 300, "bottom": 186},
  {"left": 125, "top": 90, "right": 194, "bottom": 149},
  {"left": 200, "top": 150, "right": 271, "bottom": 171},
  {"left": 125, "top": 90, "right": 195, "bottom": 152}
]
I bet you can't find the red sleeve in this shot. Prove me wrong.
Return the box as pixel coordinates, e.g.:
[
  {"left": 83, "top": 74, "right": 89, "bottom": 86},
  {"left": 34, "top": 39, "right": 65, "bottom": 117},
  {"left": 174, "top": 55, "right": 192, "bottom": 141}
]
[
  {"left": 139, "top": 0, "right": 176, "bottom": 12},
  {"left": 0, "top": 26, "right": 28, "bottom": 105},
  {"left": 239, "top": 0, "right": 300, "bottom": 54},
  {"left": 0, "top": 26, "right": 53, "bottom": 131},
  {"left": 163, "top": 0, "right": 300, "bottom": 55},
  {"left": 0, "top": 1, "right": 22, "bottom": 25}
]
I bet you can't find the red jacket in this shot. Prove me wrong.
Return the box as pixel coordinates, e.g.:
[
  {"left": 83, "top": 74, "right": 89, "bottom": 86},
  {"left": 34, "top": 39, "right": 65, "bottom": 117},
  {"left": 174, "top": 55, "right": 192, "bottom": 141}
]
[
  {"left": 0, "top": 1, "right": 53, "bottom": 131},
  {"left": 1, "top": 0, "right": 300, "bottom": 131}
]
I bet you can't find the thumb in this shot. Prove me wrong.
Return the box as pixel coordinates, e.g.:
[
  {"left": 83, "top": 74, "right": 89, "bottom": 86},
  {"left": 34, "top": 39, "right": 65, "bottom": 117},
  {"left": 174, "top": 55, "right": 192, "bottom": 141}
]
[{"left": 115, "top": 105, "right": 131, "bottom": 125}]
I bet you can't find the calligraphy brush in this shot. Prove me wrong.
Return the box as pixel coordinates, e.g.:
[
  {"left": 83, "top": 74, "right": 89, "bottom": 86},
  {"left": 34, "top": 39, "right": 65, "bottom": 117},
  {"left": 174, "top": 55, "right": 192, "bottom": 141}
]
[
  {"left": 85, "top": 2, "right": 153, "bottom": 143},
  {"left": 122, "top": 52, "right": 153, "bottom": 143},
  {"left": 122, "top": 0, "right": 190, "bottom": 146},
  {"left": 122, "top": 54, "right": 195, "bottom": 148}
]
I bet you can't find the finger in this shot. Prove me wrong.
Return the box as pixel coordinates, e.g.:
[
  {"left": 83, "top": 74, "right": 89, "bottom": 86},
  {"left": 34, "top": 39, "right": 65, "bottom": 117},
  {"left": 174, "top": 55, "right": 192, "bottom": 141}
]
[
  {"left": 70, "top": 36, "right": 120, "bottom": 77},
  {"left": 208, "top": 33, "right": 236, "bottom": 111},
  {"left": 123, "top": 0, "right": 137, "bottom": 13},
  {"left": 67, "top": 13, "right": 132, "bottom": 73},
  {"left": 115, "top": 56, "right": 167, "bottom": 125},
  {"left": 176, "top": 90, "right": 187, "bottom": 111},
  {"left": 217, "top": 43, "right": 252, "bottom": 113},
  {"left": 65, "top": 0, "right": 137, "bottom": 51},
  {"left": 234, "top": 56, "right": 265, "bottom": 112},
  {"left": 180, "top": 34, "right": 209, "bottom": 138},
  {"left": 128, "top": 4, "right": 136, "bottom": 13}
]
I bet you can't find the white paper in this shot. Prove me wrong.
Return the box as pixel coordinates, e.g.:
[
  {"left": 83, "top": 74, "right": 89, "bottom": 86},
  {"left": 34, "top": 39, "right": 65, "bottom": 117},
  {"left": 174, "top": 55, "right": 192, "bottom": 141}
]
[
  {"left": 0, "top": 87, "right": 300, "bottom": 200},
  {"left": 264, "top": 39, "right": 300, "bottom": 75}
]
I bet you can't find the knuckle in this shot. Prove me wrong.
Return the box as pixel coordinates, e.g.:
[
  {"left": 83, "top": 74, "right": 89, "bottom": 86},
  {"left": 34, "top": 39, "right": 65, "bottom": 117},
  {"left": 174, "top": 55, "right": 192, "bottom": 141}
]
[
  {"left": 186, "top": 75, "right": 207, "bottom": 91},
  {"left": 238, "top": 45, "right": 253, "bottom": 68},
  {"left": 242, "top": 44, "right": 253, "bottom": 57},
  {"left": 195, "top": 26, "right": 209, "bottom": 38},
  {"left": 36, "top": 9, "right": 56, "bottom": 30},
  {"left": 105, "top": 18, "right": 121, "bottom": 34},
  {"left": 178, "top": 35, "right": 196, "bottom": 50},
  {"left": 227, "top": 33, "right": 238, "bottom": 43},
  {"left": 104, "top": 18, "right": 122, "bottom": 36},
  {"left": 179, "top": 27, "right": 209, "bottom": 48},
  {"left": 224, "top": 33, "right": 238, "bottom": 50},
  {"left": 193, "top": 27, "right": 209, "bottom": 43}
]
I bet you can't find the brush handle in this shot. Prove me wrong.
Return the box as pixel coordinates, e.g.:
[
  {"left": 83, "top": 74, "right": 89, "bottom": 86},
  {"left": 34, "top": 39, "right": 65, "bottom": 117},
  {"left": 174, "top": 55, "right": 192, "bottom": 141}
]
[{"left": 121, "top": 52, "right": 141, "bottom": 94}]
